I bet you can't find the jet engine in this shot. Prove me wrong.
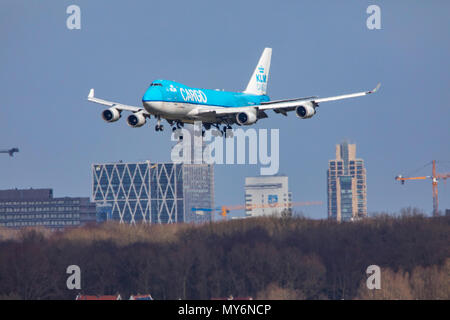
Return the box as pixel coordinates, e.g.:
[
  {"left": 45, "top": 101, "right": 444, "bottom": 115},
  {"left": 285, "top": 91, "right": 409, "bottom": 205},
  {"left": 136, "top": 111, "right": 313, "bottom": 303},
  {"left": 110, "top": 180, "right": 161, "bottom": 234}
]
[
  {"left": 102, "top": 108, "right": 121, "bottom": 122},
  {"left": 236, "top": 110, "right": 257, "bottom": 125},
  {"left": 295, "top": 102, "right": 316, "bottom": 119},
  {"left": 127, "top": 112, "right": 146, "bottom": 128}
]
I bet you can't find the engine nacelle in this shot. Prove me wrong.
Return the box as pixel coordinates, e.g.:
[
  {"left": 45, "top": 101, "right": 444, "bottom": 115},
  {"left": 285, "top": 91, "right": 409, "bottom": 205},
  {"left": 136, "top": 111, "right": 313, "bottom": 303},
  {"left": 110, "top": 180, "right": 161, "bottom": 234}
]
[
  {"left": 127, "top": 112, "right": 146, "bottom": 128},
  {"left": 236, "top": 110, "right": 257, "bottom": 125},
  {"left": 102, "top": 108, "right": 121, "bottom": 122},
  {"left": 295, "top": 103, "right": 316, "bottom": 119}
]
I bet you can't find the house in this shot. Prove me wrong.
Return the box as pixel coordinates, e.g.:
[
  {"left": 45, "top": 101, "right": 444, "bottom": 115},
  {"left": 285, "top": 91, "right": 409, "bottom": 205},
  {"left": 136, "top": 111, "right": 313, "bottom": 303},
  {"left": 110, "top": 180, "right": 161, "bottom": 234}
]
[{"left": 76, "top": 294, "right": 121, "bottom": 300}]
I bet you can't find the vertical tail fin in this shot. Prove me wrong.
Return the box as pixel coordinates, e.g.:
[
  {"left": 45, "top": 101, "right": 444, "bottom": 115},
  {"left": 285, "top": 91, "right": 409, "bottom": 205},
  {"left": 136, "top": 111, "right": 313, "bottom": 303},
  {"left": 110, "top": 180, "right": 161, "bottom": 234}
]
[{"left": 244, "top": 47, "right": 272, "bottom": 95}]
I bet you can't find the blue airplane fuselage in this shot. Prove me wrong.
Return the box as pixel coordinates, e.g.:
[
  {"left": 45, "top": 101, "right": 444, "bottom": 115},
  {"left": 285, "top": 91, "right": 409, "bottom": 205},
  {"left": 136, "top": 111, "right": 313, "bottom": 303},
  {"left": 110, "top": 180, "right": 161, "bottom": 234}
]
[{"left": 141, "top": 80, "right": 270, "bottom": 122}]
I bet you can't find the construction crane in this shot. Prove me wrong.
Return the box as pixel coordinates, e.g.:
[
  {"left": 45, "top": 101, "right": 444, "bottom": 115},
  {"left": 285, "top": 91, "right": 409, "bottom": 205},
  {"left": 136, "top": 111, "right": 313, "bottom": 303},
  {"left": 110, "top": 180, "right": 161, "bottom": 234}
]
[
  {"left": 193, "top": 201, "right": 323, "bottom": 220},
  {"left": 0, "top": 148, "right": 19, "bottom": 157},
  {"left": 395, "top": 160, "right": 450, "bottom": 216}
]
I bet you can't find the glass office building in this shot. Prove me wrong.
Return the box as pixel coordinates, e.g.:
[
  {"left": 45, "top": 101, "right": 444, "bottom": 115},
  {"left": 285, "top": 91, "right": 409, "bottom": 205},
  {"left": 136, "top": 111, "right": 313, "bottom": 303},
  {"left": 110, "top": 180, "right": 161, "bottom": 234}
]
[
  {"left": 0, "top": 188, "right": 96, "bottom": 229},
  {"left": 327, "top": 142, "right": 367, "bottom": 222},
  {"left": 92, "top": 161, "right": 214, "bottom": 224}
]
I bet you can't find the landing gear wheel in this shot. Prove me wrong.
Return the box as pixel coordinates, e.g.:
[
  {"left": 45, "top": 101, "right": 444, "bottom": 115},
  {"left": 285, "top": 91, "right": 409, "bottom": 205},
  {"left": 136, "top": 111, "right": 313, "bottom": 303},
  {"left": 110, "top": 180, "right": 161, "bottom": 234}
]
[{"left": 156, "top": 116, "right": 162, "bottom": 132}]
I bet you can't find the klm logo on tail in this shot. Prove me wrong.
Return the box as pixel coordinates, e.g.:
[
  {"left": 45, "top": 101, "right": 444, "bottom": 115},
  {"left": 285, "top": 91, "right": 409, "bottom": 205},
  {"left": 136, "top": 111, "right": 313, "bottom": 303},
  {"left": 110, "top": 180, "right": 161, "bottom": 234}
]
[
  {"left": 244, "top": 47, "right": 272, "bottom": 95},
  {"left": 256, "top": 66, "right": 267, "bottom": 83}
]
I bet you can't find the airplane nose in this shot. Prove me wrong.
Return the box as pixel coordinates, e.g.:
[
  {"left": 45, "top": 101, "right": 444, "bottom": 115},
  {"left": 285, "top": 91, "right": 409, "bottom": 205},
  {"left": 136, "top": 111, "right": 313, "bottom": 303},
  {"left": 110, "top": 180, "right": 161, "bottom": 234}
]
[
  {"left": 143, "top": 88, "right": 162, "bottom": 102},
  {"left": 142, "top": 88, "right": 164, "bottom": 114}
]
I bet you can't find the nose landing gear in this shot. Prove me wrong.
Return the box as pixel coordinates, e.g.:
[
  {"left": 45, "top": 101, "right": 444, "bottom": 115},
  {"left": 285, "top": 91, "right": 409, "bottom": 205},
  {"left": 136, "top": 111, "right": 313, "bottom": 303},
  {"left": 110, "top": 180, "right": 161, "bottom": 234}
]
[{"left": 155, "top": 116, "right": 164, "bottom": 131}]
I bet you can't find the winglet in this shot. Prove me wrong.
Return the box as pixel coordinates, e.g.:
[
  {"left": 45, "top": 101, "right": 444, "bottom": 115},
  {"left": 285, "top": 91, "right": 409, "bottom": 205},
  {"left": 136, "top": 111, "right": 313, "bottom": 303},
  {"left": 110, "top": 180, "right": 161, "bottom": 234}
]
[
  {"left": 88, "top": 88, "right": 95, "bottom": 99},
  {"left": 368, "top": 83, "right": 381, "bottom": 94}
]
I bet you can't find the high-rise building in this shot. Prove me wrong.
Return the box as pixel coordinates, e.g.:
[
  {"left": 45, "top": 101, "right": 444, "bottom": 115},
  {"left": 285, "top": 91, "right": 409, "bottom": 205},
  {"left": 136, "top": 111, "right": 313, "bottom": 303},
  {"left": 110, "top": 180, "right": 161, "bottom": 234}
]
[
  {"left": 92, "top": 161, "right": 214, "bottom": 224},
  {"left": 0, "top": 188, "right": 96, "bottom": 229},
  {"left": 245, "top": 176, "right": 292, "bottom": 217},
  {"left": 327, "top": 142, "right": 367, "bottom": 222}
]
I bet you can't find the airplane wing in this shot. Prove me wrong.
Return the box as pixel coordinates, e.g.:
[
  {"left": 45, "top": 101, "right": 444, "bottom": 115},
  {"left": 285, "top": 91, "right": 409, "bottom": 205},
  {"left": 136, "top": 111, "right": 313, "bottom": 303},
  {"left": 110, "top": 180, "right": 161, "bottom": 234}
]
[
  {"left": 195, "top": 83, "right": 380, "bottom": 118},
  {"left": 87, "top": 89, "right": 146, "bottom": 113},
  {"left": 259, "top": 83, "right": 380, "bottom": 112}
]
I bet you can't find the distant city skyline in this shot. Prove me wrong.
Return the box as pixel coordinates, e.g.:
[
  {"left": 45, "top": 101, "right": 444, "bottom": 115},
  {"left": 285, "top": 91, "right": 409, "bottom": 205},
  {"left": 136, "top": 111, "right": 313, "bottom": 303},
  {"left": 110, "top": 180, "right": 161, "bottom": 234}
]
[{"left": 1, "top": 1, "right": 449, "bottom": 219}]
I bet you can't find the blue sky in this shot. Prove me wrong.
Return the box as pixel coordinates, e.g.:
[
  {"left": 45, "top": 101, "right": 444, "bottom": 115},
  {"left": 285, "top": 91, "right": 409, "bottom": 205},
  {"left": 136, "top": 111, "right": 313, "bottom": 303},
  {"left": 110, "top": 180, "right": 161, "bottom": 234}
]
[{"left": 1, "top": 1, "right": 449, "bottom": 219}]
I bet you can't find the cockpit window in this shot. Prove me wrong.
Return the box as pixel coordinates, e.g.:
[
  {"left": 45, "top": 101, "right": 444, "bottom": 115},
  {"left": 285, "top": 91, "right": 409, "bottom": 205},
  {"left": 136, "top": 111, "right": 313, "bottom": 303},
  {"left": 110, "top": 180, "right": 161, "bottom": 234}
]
[{"left": 150, "top": 83, "right": 162, "bottom": 87}]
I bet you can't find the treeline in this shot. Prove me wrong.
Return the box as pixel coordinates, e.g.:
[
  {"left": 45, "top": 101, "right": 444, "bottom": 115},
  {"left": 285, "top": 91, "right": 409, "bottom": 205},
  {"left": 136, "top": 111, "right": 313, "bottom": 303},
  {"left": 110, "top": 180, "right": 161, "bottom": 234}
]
[{"left": 0, "top": 212, "right": 448, "bottom": 300}]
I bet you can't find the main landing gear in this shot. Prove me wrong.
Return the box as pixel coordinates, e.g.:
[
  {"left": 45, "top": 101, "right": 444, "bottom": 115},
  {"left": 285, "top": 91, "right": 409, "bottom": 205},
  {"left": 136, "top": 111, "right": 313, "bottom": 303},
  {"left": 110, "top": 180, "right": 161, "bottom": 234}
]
[
  {"left": 153, "top": 118, "right": 232, "bottom": 138},
  {"left": 171, "top": 122, "right": 185, "bottom": 139},
  {"left": 171, "top": 121, "right": 184, "bottom": 131},
  {"left": 170, "top": 121, "right": 186, "bottom": 140},
  {"left": 211, "top": 124, "right": 233, "bottom": 138}
]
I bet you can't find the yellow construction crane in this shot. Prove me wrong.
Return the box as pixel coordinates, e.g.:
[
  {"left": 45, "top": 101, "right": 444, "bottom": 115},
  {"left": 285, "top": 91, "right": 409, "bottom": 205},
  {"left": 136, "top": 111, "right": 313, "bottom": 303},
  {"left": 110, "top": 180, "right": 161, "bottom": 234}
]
[{"left": 395, "top": 160, "right": 450, "bottom": 216}]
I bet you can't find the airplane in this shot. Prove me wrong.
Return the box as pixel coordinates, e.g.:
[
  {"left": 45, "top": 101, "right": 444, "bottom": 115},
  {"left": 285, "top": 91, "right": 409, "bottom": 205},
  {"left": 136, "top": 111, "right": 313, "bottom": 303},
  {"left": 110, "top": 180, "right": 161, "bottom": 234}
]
[
  {"left": 88, "top": 48, "right": 380, "bottom": 136},
  {"left": 0, "top": 148, "right": 19, "bottom": 157}
]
